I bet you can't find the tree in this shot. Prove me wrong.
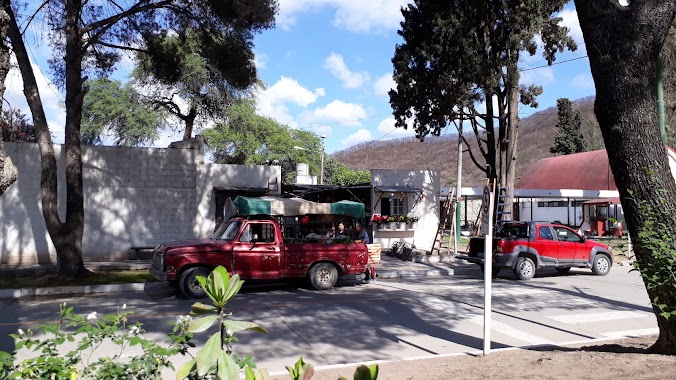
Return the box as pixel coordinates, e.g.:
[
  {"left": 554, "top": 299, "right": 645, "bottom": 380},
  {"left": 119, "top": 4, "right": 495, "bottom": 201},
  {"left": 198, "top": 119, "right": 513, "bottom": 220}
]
[
  {"left": 574, "top": 0, "right": 676, "bottom": 354},
  {"left": 80, "top": 78, "right": 164, "bottom": 146},
  {"left": 203, "top": 101, "right": 323, "bottom": 183},
  {"left": 1, "top": 108, "right": 38, "bottom": 143},
  {"left": 550, "top": 98, "right": 586, "bottom": 155},
  {"left": 0, "top": 6, "right": 17, "bottom": 196},
  {"left": 323, "top": 157, "right": 370, "bottom": 186},
  {"left": 1, "top": 0, "right": 277, "bottom": 278},
  {"left": 665, "top": 24, "right": 676, "bottom": 146},
  {"left": 134, "top": 29, "right": 253, "bottom": 140},
  {"left": 390, "top": 0, "right": 576, "bottom": 219}
]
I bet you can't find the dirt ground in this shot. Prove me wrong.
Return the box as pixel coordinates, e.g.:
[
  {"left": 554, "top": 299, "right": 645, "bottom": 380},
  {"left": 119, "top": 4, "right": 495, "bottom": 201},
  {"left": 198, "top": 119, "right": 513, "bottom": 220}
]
[{"left": 297, "top": 335, "right": 676, "bottom": 380}]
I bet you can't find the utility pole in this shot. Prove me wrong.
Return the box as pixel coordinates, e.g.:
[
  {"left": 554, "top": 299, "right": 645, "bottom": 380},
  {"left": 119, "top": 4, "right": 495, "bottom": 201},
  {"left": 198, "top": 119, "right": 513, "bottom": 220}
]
[{"left": 320, "top": 134, "right": 326, "bottom": 185}]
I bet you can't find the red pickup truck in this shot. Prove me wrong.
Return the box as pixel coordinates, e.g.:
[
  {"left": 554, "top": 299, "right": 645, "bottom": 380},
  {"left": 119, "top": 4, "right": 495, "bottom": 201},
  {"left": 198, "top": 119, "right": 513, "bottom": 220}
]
[
  {"left": 150, "top": 217, "right": 369, "bottom": 298},
  {"left": 459, "top": 222, "right": 613, "bottom": 280}
]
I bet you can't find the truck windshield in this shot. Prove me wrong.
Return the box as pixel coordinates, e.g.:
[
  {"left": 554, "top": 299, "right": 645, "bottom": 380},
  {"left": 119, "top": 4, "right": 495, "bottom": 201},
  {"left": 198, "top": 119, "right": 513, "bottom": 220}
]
[
  {"left": 496, "top": 224, "right": 529, "bottom": 239},
  {"left": 212, "top": 221, "right": 242, "bottom": 241}
]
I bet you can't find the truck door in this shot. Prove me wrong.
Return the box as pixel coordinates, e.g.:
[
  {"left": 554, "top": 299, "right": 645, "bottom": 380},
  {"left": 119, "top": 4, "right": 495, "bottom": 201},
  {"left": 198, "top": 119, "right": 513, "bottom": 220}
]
[
  {"left": 232, "top": 221, "right": 282, "bottom": 279},
  {"left": 535, "top": 225, "right": 563, "bottom": 264},
  {"left": 553, "top": 226, "right": 586, "bottom": 263}
]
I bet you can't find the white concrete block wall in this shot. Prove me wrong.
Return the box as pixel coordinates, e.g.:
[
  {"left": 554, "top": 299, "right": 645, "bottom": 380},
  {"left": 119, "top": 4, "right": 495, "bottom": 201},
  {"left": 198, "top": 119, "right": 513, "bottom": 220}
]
[
  {"left": 0, "top": 142, "right": 280, "bottom": 264},
  {"left": 195, "top": 163, "right": 281, "bottom": 237},
  {"left": 370, "top": 169, "right": 440, "bottom": 250}
]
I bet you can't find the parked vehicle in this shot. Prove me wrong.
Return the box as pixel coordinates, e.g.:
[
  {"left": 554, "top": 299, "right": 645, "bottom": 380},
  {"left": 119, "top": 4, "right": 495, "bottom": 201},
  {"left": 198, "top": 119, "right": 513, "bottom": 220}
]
[
  {"left": 151, "top": 216, "right": 370, "bottom": 298},
  {"left": 458, "top": 221, "right": 613, "bottom": 280}
]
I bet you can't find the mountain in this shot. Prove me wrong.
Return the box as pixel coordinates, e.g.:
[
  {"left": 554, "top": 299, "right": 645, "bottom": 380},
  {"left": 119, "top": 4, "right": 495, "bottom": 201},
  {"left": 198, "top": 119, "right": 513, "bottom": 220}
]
[{"left": 334, "top": 97, "right": 600, "bottom": 188}]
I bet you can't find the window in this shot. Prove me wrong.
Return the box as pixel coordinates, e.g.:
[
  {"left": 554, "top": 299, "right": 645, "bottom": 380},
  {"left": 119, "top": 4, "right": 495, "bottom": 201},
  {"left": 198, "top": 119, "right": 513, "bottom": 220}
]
[
  {"left": 553, "top": 226, "right": 582, "bottom": 243},
  {"left": 537, "top": 201, "right": 567, "bottom": 207},
  {"left": 212, "top": 221, "right": 242, "bottom": 241},
  {"left": 393, "top": 197, "right": 407, "bottom": 216},
  {"left": 239, "top": 223, "right": 276, "bottom": 243},
  {"left": 538, "top": 226, "right": 554, "bottom": 240}
]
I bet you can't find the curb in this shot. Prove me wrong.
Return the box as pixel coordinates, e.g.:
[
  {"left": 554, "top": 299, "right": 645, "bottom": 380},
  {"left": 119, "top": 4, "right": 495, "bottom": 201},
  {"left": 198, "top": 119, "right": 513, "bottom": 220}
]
[{"left": 0, "top": 282, "right": 167, "bottom": 300}]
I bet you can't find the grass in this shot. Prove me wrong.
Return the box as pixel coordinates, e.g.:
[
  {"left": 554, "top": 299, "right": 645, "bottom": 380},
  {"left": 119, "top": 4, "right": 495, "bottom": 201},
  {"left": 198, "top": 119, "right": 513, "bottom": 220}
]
[{"left": 0, "top": 270, "right": 157, "bottom": 289}]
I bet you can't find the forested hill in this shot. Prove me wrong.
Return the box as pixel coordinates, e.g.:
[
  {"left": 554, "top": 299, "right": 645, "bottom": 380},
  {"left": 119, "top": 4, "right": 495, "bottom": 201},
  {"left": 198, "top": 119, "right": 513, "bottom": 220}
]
[{"left": 333, "top": 97, "right": 600, "bottom": 188}]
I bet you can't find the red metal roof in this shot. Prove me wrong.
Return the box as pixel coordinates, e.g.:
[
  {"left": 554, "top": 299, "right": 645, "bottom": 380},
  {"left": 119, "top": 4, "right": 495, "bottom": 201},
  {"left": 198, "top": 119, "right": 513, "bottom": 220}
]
[{"left": 517, "top": 150, "right": 617, "bottom": 190}]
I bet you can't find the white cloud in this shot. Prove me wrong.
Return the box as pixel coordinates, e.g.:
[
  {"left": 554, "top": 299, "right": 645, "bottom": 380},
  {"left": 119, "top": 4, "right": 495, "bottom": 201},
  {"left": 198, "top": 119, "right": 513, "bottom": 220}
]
[
  {"left": 341, "top": 129, "right": 372, "bottom": 146},
  {"left": 571, "top": 73, "right": 595, "bottom": 90},
  {"left": 4, "top": 60, "right": 66, "bottom": 144},
  {"left": 255, "top": 76, "right": 325, "bottom": 127},
  {"left": 373, "top": 73, "right": 395, "bottom": 97},
  {"left": 324, "top": 53, "right": 370, "bottom": 88},
  {"left": 254, "top": 52, "right": 268, "bottom": 70},
  {"left": 277, "top": 0, "right": 408, "bottom": 34},
  {"left": 376, "top": 117, "right": 415, "bottom": 139},
  {"left": 299, "top": 100, "right": 367, "bottom": 126},
  {"left": 557, "top": 8, "right": 585, "bottom": 49},
  {"left": 520, "top": 66, "right": 555, "bottom": 86}
]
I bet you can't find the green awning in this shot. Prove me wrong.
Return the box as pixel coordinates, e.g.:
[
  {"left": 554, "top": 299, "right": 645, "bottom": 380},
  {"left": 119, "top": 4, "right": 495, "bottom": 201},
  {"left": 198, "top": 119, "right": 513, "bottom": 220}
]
[
  {"left": 232, "top": 196, "right": 365, "bottom": 219},
  {"left": 330, "top": 200, "right": 365, "bottom": 219}
]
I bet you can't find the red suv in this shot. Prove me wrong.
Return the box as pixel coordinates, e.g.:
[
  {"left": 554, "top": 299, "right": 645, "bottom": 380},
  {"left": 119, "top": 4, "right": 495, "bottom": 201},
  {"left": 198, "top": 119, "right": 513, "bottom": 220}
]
[{"left": 459, "top": 222, "right": 613, "bottom": 280}]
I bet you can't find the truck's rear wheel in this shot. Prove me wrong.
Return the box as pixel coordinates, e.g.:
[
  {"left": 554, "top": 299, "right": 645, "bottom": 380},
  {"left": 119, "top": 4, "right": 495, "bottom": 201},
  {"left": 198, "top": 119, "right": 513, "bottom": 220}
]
[
  {"left": 513, "top": 257, "right": 535, "bottom": 280},
  {"left": 309, "top": 262, "right": 338, "bottom": 290},
  {"left": 592, "top": 254, "right": 611, "bottom": 276},
  {"left": 179, "top": 267, "right": 211, "bottom": 299}
]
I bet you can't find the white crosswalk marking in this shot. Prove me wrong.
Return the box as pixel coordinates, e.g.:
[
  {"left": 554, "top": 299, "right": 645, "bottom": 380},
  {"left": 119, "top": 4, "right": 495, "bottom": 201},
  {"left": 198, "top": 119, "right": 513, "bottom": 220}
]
[
  {"left": 469, "top": 315, "right": 553, "bottom": 345},
  {"left": 548, "top": 311, "right": 652, "bottom": 324},
  {"left": 601, "top": 328, "right": 659, "bottom": 339}
]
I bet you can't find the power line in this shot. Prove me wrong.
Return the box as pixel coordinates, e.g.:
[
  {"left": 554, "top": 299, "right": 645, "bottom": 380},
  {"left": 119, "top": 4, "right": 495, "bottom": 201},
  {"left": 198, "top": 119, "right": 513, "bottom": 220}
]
[{"left": 520, "top": 55, "right": 588, "bottom": 72}]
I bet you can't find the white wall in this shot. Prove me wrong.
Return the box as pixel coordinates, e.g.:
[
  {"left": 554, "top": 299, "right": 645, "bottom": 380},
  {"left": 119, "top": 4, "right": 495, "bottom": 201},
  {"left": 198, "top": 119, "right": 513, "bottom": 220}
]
[
  {"left": 0, "top": 142, "right": 280, "bottom": 264},
  {"left": 370, "top": 169, "right": 440, "bottom": 250}
]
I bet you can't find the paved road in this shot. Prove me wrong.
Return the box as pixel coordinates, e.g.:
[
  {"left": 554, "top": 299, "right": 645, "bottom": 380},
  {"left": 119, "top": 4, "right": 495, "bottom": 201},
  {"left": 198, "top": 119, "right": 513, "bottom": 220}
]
[{"left": 0, "top": 266, "right": 657, "bottom": 377}]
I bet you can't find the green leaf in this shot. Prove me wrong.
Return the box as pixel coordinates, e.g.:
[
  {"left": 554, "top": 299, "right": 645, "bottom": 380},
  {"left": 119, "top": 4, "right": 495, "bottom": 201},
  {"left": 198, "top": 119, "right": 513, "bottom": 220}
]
[
  {"left": 176, "top": 359, "right": 196, "bottom": 380},
  {"left": 245, "top": 366, "right": 256, "bottom": 380},
  {"left": 216, "top": 351, "right": 239, "bottom": 380},
  {"left": 196, "top": 333, "right": 222, "bottom": 376},
  {"left": 188, "top": 315, "right": 218, "bottom": 333},
  {"left": 190, "top": 302, "right": 218, "bottom": 315},
  {"left": 222, "top": 320, "right": 267, "bottom": 334},
  {"left": 223, "top": 274, "right": 244, "bottom": 304}
]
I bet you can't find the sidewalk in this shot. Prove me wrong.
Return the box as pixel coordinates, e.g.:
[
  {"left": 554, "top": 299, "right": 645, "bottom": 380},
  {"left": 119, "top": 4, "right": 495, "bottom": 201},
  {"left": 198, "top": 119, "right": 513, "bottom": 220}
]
[{"left": 0, "top": 254, "right": 481, "bottom": 300}]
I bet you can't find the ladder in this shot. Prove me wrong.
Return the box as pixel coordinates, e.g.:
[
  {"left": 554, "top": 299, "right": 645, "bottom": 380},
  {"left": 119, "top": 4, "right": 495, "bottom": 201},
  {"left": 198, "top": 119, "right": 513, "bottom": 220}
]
[
  {"left": 431, "top": 188, "right": 456, "bottom": 255},
  {"left": 496, "top": 187, "right": 512, "bottom": 224}
]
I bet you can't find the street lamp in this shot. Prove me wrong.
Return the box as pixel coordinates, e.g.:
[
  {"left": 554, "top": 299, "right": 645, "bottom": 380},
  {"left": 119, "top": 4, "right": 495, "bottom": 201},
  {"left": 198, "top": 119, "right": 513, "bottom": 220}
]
[{"left": 293, "top": 134, "right": 326, "bottom": 185}]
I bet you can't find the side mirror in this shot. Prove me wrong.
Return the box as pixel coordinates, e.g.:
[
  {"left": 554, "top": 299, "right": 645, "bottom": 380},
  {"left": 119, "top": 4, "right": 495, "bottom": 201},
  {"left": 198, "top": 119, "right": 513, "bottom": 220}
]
[{"left": 251, "top": 234, "right": 259, "bottom": 243}]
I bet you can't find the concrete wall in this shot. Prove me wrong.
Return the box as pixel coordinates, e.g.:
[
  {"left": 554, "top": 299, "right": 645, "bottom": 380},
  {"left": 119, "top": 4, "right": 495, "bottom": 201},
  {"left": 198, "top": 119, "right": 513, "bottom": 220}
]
[
  {"left": 0, "top": 142, "right": 280, "bottom": 264},
  {"left": 370, "top": 169, "right": 440, "bottom": 250}
]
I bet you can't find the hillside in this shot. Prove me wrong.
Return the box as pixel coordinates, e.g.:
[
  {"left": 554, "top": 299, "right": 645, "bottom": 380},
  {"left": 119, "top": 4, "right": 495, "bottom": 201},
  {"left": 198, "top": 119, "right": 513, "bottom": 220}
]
[{"left": 333, "top": 97, "right": 600, "bottom": 187}]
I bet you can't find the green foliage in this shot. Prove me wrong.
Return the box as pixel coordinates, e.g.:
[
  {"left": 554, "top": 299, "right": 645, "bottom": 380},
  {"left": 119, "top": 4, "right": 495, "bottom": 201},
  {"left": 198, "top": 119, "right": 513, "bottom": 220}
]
[
  {"left": 338, "top": 364, "right": 379, "bottom": 380},
  {"left": 285, "top": 357, "right": 314, "bottom": 380},
  {"left": 81, "top": 78, "right": 164, "bottom": 146},
  {"left": 1, "top": 108, "right": 37, "bottom": 142},
  {"left": 177, "top": 266, "right": 268, "bottom": 380},
  {"left": 203, "top": 101, "right": 324, "bottom": 181},
  {"left": 550, "top": 98, "right": 586, "bottom": 155},
  {"left": 632, "top": 197, "right": 676, "bottom": 322},
  {"left": 324, "top": 157, "right": 371, "bottom": 186},
  {"left": 0, "top": 302, "right": 193, "bottom": 379}
]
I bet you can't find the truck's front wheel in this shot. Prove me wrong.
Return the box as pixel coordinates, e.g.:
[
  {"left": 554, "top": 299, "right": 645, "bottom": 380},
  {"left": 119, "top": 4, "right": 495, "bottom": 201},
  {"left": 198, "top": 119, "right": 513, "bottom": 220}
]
[
  {"left": 179, "top": 267, "right": 211, "bottom": 299},
  {"left": 309, "top": 263, "right": 338, "bottom": 290}
]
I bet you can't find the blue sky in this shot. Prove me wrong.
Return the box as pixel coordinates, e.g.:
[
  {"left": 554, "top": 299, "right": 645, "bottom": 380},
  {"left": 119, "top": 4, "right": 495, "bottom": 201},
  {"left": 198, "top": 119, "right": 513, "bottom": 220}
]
[{"left": 3, "top": 1, "right": 596, "bottom": 154}]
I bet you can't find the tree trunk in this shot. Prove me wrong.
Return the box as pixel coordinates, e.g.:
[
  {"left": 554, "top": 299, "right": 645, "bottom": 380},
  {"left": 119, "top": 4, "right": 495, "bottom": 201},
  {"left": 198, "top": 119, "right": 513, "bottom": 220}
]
[
  {"left": 5, "top": 2, "right": 86, "bottom": 278},
  {"left": 183, "top": 107, "right": 197, "bottom": 140},
  {"left": 0, "top": 6, "right": 18, "bottom": 196},
  {"left": 575, "top": 0, "right": 676, "bottom": 354},
  {"left": 504, "top": 57, "right": 520, "bottom": 222}
]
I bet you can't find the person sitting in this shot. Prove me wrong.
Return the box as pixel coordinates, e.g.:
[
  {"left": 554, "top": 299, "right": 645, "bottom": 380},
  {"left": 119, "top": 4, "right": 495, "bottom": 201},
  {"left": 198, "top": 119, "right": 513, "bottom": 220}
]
[
  {"left": 336, "top": 222, "right": 350, "bottom": 238},
  {"left": 352, "top": 223, "right": 370, "bottom": 244}
]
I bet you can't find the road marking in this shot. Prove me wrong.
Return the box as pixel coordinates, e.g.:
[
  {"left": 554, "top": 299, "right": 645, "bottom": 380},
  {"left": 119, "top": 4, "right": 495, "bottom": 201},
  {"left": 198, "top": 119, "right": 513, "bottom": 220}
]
[
  {"left": 469, "top": 315, "right": 553, "bottom": 346},
  {"left": 548, "top": 311, "right": 652, "bottom": 324},
  {"left": 601, "top": 328, "right": 659, "bottom": 339}
]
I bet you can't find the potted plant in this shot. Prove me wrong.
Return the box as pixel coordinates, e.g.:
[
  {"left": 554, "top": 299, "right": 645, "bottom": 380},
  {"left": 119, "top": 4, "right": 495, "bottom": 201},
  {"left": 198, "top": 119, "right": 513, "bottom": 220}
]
[
  {"left": 387, "top": 215, "right": 398, "bottom": 230},
  {"left": 371, "top": 214, "right": 387, "bottom": 229},
  {"left": 397, "top": 215, "right": 407, "bottom": 230},
  {"left": 406, "top": 211, "right": 420, "bottom": 229}
]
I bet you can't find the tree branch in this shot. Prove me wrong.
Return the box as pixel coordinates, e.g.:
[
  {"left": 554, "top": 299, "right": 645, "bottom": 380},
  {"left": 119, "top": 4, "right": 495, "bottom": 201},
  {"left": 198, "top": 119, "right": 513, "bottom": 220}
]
[
  {"left": 94, "top": 40, "right": 150, "bottom": 54},
  {"left": 20, "top": 0, "right": 49, "bottom": 35},
  {"left": 81, "top": 0, "right": 171, "bottom": 42}
]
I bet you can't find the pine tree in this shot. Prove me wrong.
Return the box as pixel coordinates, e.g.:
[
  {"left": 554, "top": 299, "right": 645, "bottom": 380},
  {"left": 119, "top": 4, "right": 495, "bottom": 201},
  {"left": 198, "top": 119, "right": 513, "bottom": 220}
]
[{"left": 550, "top": 98, "right": 586, "bottom": 155}]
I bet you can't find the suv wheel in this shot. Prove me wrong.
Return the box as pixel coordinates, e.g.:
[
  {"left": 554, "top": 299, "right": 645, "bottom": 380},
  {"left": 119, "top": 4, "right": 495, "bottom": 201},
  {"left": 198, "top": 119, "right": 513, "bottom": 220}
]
[
  {"left": 513, "top": 257, "right": 535, "bottom": 280},
  {"left": 592, "top": 254, "right": 611, "bottom": 276}
]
